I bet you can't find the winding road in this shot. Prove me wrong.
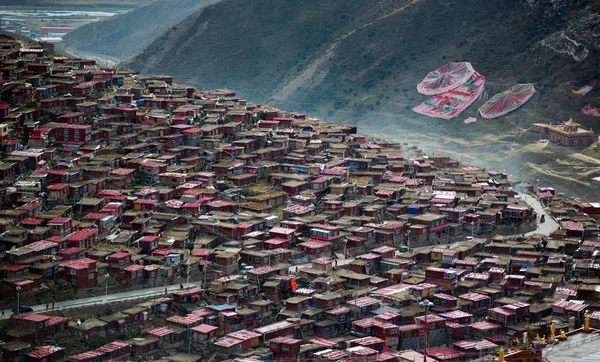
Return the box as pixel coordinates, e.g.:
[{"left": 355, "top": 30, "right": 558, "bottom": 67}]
[{"left": 515, "top": 192, "right": 559, "bottom": 237}]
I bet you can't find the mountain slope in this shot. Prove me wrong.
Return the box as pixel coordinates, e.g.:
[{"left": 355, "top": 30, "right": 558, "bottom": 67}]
[
  {"left": 126, "top": 0, "right": 599, "bottom": 114},
  {"left": 63, "top": 0, "right": 220, "bottom": 60},
  {"left": 125, "top": 0, "right": 600, "bottom": 196},
  {"left": 126, "top": 0, "right": 415, "bottom": 100}
]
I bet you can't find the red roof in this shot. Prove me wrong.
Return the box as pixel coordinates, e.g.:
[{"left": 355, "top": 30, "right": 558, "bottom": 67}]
[
  {"left": 110, "top": 168, "right": 135, "bottom": 175},
  {"left": 213, "top": 337, "right": 242, "bottom": 347},
  {"left": 561, "top": 221, "right": 584, "bottom": 231},
  {"left": 20, "top": 314, "right": 51, "bottom": 323},
  {"left": 454, "top": 340, "right": 497, "bottom": 351},
  {"left": 108, "top": 251, "right": 131, "bottom": 259},
  {"left": 298, "top": 240, "right": 332, "bottom": 249},
  {"left": 470, "top": 321, "right": 502, "bottom": 331},
  {"left": 309, "top": 337, "right": 338, "bottom": 347},
  {"left": 426, "top": 346, "right": 465, "bottom": 359},
  {"left": 58, "top": 112, "right": 85, "bottom": 118},
  {"left": 84, "top": 212, "right": 110, "bottom": 220},
  {"left": 144, "top": 327, "right": 173, "bottom": 337},
  {"left": 264, "top": 237, "right": 288, "bottom": 245},
  {"left": 490, "top": 307, "right": 515, "bottom": 316},
  {"left": 228, "top": 330, "right": 261, "bottom": 340},
  {"left": 551, "top": 299, "right": 587, "bottom": 312},
  {"left": 28, "top": 346, "right": 64, "bottom": 359},
  {"left": 269, "top": 227, "right": 296, "bottom": 235},
  {"left": 123, "top": 264, "right": 143, "bottom": 272},
  {"left": 48, "top": 217, "right": 71, "bottom": 224},
  {"left": 2, "top": 265, "right": 29, "bottom": 271},
  {"left": 26, "top": 240, "right": 58, "bottom": 251},
  {"left": 66, "top": 228, "right": 98, "bottom": 241},
  {"left": 47, "top": 183, "right": 69, "bottom": 190},
  {"left": 347, "top": 296, "right": 379, "bottom": 307},
  {"left": 61, "top": 258, "right": 96, "bottom": 270},
  {"left": 21, "top": 218, "right": 44, "bottom": 225},
  {"left": 192, "top": 324, "right": 219, "bottom": 334},
  {"left": 320, "top": 167, "right": 347, "bottom": 176},
  {"left": 182, "top": 127, "right": 202, "bottom": 133}
]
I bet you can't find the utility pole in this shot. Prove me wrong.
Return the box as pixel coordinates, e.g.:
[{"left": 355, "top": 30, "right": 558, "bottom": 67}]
[
  {"left": 419, "top": 299, "right": 433, "bottom": 362},
  {"left": 187, "top": 325, "right": 192, "bottom": 354},
  {"left": 186, "top": 261, "right": 190, "bottom": 287},
  {"left": 16, "top": 286, "right": 22, "bottom": 315}
]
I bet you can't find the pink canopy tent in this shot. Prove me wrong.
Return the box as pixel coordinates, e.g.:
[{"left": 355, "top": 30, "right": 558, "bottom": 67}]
[
  {"left": 478, "top": 83, "right": 535, "bottom": 119},
  {"left": 417, "top": 62, "right": 476, "bottom": 95},
  {"left": 413, "top": 72, "right": 486, "bottom": 120}
]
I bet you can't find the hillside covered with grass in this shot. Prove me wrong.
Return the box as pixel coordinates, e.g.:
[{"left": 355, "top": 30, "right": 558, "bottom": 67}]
[
  {"left": 125, "top": 0, "right": 600, "bottom": 197},
  {"left": 63, "top": 0, "right": 220, "bottom": 60}
]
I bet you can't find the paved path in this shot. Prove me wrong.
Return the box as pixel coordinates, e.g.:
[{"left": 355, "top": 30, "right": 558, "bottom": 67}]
[
  {"left": 1, "top": 281, "right": 201, "bottom": 319},
  {"left": 1, "top": 260, "right": 359, "bottom": 319},
  {"left": 516, "top": 192, "right": 559, "bottom": 237}
]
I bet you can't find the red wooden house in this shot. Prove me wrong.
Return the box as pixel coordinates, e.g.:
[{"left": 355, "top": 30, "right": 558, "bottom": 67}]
[
  {"left": 65, "top": 228, "right": 98, "bottom": 248},
  {"left": 11, "top": 314, "right": 69, "bottom": 343},
  {"left": 27, "top": 345, "right": 65, "bottom": 362},
  {"left": 192, "top": 324, "right": 219, "bottom": 348},
  {"left": 47, "top": 217, "right": 77, "bottom": 237},
  {"left": 253, "top": 321, "right": 295, "bottom": 343},
  {"left": 270, "top": 337, "right": 302, "bottom": 360},
  {"left": 61, "top": 258, "right": 97, "bottom": 289},
  {"left": 298, "top": 240, "right": 333, "bottom": 260},
  {"left": 425, "top": 267, "right": 458, "bottom": 291},
  {"left": 143, "top": 327, "right": 175, "bottom": 349}
]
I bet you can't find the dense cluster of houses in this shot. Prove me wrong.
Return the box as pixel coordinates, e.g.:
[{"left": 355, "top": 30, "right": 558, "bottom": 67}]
[{"left": 1, "top": 36, "right": 600, "bottom": 362}]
